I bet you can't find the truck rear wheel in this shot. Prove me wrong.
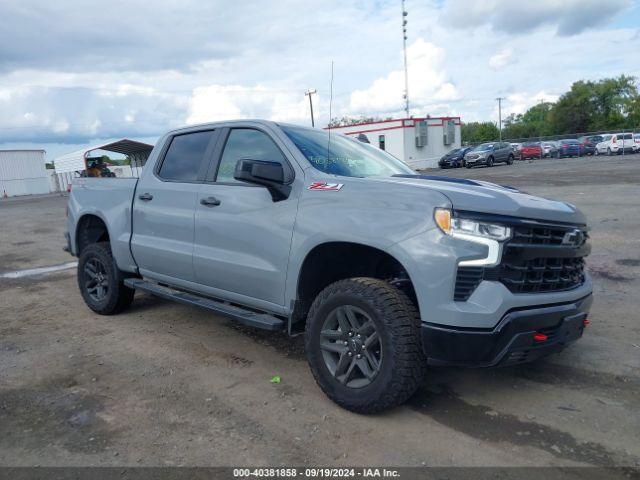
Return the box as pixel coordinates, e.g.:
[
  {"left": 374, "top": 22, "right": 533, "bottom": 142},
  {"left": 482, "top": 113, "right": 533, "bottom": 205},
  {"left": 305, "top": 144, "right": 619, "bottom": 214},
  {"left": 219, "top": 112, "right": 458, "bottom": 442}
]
[
  {"left": 78, "top": 242, "right": 134, "bottom": 315},
  {"left": 305, "top": 278, "right": 426, "bottom": 413}
]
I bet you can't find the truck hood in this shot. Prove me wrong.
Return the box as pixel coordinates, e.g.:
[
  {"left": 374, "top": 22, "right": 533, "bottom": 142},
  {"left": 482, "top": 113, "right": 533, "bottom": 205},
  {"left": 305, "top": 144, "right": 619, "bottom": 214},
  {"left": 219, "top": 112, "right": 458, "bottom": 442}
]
[{"left": 379, "top": 174, "right": 587, "bottom": 225}]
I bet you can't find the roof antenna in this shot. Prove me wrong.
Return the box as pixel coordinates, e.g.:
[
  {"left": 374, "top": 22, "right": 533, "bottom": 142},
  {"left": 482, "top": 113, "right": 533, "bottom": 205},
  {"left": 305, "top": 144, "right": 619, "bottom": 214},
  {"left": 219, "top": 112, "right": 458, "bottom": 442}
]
[{"left": 326, "top": 60, "right": 334, "bottom": 167}]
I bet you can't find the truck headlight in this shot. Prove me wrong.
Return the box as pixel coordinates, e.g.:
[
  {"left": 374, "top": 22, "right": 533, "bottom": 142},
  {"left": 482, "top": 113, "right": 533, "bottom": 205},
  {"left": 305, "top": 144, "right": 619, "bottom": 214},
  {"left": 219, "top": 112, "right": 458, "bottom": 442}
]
[
  {"left": 434, "top": 209, "right": 511, "bottom": 241},
  {"left": 434, "top": 208, "right": 512, "bottom": 267}
]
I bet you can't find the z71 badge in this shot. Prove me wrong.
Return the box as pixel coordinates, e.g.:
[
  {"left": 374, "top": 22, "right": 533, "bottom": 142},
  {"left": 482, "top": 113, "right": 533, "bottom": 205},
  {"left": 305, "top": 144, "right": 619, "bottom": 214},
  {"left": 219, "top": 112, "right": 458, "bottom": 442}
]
[{"left": 308, "top": 182, "right": 344, "bottom": 191}]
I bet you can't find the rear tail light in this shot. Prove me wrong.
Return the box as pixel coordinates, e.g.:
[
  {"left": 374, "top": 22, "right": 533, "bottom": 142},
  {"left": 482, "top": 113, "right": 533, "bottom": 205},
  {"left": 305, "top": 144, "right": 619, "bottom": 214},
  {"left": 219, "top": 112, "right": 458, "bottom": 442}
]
[
  {"left": 583, "top": 318, "right": 590, "bottom": 327},
  {"left": 533, "top": 333, "right": 548, "bottom": 342}
]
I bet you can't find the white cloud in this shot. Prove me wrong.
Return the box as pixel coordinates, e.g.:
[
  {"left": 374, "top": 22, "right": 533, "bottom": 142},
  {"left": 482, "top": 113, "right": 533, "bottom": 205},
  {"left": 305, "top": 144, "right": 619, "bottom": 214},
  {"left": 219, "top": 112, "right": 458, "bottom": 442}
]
[
  {"left": 489, "top": 48, "right": 514, "bottom": 70},
  {"left": 503, "top": 91, "right": 561, "bottom": 116},
  {"left": 349, "top": 39, "right": 457, "bottom": 116},
  {"left": 186, "top": 85, "right": 311, "bottom": 125}
]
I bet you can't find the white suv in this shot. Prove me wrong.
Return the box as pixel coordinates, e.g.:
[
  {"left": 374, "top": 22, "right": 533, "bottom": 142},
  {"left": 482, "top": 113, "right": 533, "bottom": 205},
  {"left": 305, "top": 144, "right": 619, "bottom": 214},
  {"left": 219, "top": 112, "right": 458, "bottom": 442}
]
[{"left": 602, "top": 133, "right": 637, "bottom": 155}]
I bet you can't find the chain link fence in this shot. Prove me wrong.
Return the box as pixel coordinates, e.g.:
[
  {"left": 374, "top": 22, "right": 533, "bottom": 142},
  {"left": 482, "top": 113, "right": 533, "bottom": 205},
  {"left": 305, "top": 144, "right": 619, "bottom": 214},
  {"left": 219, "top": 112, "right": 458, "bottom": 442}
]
[{"left": 463, "top": 127, "right": 640, "bottom": 160}]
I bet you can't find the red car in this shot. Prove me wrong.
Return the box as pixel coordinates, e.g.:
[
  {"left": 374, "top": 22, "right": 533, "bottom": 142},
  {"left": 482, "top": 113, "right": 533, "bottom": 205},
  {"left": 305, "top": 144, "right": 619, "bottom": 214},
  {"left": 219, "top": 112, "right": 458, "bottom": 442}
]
[{"left": 521, "top": 142, "right": 542, "bottom": 160}]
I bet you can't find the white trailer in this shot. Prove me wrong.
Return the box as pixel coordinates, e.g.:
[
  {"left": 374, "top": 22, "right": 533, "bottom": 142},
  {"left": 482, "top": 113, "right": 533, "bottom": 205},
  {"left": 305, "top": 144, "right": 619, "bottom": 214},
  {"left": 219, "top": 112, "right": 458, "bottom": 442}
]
[
  {"left": 0, "top": 150, "right": 49, "bottom": 197},
  {"left": 326, "top": 116, "right": 462, "bottom": 170}
]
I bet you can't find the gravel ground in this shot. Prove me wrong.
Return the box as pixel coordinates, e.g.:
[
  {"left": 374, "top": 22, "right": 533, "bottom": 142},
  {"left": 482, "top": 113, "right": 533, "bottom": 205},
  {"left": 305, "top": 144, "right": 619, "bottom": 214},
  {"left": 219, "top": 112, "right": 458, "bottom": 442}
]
[{"left": 0, "top": 155, "right": 639, "bottom": 471}]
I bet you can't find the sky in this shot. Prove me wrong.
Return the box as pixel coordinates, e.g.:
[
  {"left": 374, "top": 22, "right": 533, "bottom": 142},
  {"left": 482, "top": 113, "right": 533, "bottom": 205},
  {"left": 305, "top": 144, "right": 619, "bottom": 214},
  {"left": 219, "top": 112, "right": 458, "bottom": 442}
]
[{"left": 0, "top": 0, "right": 638, "bottom": 161}]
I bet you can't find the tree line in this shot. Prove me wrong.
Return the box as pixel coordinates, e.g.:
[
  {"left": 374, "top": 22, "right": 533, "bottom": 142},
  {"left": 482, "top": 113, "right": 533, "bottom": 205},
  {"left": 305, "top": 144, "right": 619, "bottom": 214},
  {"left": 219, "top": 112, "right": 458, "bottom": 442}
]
[{"left": 462, "top": 75, "right": 640, "bottom": 144}]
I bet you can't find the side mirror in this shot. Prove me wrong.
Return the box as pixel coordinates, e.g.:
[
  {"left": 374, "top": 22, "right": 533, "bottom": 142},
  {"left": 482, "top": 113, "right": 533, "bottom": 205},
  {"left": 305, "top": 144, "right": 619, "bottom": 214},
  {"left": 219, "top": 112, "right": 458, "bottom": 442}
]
[{"left": 234, "top": 159, "right": 292, "bottom": 201}]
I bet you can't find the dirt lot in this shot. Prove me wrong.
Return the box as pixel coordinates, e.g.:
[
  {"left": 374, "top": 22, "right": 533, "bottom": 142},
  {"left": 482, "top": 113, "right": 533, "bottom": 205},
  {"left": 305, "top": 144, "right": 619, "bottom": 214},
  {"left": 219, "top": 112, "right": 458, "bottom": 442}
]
[{"left": 1, "top": 155, "right": 639, "bottom": 470}]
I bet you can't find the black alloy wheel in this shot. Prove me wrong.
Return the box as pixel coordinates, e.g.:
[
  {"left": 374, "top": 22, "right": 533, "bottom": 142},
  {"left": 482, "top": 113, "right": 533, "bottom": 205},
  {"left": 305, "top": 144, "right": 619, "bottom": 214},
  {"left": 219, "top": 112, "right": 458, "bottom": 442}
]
[
  {"left": 84, "top": 258, "right": 109, "bottom": 302},
  {"left": 319, "top": 305, "right": 382, "bottom": 388}
]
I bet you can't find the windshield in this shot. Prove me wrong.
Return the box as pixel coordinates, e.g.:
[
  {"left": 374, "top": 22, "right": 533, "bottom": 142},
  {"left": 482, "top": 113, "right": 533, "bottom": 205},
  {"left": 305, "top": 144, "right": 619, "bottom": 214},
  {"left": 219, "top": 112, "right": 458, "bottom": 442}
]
[
  {"left": 281, "top": 125, "right": 414, "bottom": 178},
  {"left": 473, "top": 143, "right": 494, "bottom": 151}
]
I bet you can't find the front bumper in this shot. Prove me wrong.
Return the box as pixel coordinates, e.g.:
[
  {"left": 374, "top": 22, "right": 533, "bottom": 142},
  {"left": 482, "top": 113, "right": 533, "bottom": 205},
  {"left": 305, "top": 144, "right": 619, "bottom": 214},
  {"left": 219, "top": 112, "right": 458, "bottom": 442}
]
[
  {"left": 422, "top": 294, "right": 592, "bottom": 367},
  {"left": 464, "top": 157, "right": 485, "bottom": 165},
  {"left": 439, "top": 159, "right": 462, "bottom": 168}
]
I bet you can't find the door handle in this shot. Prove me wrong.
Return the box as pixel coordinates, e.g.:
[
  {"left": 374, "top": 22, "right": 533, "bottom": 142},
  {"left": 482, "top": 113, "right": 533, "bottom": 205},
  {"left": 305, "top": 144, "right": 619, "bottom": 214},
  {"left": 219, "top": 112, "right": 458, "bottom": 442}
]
[
  {"left": 138, "top": 193, "right": 153, "bottom": 201},
  {"left": 200, "top": 196, "right": 221, "bottom": 207}
]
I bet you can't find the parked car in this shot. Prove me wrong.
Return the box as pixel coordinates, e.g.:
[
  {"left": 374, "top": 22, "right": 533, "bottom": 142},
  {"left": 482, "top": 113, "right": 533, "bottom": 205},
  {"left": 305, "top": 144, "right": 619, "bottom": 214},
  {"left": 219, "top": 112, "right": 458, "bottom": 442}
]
[
  {"left": 521, "top": 142, "right": 542, "bottom": 160},
  {"left": 557, "top": 139, "right": 581, "bottom": 158},
  {"left": 63, "top": 119, "right": 593, "bottom": 412},
  {"left": 510, "top": 142, "right": 523, "bottom": 160},
  {"left": 439, "top": 147, "right": 472, "bottom": 168},
  {"left": 595, "top": 134, "right": 613, "bottom": 155},
  {"left": 602, "top": 133, "right": 638, "bottom": 155},
  {"left": 464, "top": 142, "right": 514, "bottom": 168},
  {"left": 634, "top": 133, "right": 640, "bottom": 150},
  {"left": 577, "top": 135, "right": 602, "bottom": 156},
  {"left": 541, "top": 141, "right": 558, "bottom": 158}
]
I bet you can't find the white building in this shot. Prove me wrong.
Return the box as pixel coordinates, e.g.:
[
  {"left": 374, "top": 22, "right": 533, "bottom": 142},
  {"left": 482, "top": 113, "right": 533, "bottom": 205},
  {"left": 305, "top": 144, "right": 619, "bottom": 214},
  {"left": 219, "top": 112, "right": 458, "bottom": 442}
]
[
  {"left": 0, "top": 150, "right": 49, "bottom": 197},
  {"left": 326, "top": 116, "right": 462, "bottom": 169}
]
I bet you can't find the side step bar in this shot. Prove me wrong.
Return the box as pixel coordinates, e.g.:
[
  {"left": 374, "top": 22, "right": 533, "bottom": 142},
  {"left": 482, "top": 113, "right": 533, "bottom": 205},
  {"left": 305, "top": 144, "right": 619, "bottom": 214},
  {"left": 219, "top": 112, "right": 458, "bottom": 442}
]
[{"left": 124, "top": 278, "right": 285, "bottom": 331}]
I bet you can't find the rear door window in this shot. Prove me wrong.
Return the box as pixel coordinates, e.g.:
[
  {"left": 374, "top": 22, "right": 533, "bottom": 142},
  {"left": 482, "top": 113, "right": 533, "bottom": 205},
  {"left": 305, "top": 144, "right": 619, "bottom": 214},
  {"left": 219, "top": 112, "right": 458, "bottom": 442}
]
[{"left": 158, "top": 130, "right": 217, "bottom": 182}]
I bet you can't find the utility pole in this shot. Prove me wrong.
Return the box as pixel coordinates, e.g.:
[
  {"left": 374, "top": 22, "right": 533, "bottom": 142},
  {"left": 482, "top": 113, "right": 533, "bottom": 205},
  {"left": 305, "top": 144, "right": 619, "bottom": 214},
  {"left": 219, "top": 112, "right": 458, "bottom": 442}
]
[
  {"left": 496, "top": 97, "right": 505, "bottom": 141},
  {"left": 305, "top": 89, "right": 317, "bottom": 127},
  {"left": 402, "top": 0, "right": 409, "bottom": 117}
]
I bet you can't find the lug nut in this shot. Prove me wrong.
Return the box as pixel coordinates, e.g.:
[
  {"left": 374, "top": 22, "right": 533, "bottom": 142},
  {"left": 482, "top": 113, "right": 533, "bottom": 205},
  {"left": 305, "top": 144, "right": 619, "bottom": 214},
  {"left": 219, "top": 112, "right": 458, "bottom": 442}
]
[
  {"left": 356, "top": 354, "right": 362, "bottom": 359},
  {"left": 348, "top": 332, "right": 354, "bottom": 337},
  {"left": 347, "top": 352, "right": 353, "bottom": 356}
]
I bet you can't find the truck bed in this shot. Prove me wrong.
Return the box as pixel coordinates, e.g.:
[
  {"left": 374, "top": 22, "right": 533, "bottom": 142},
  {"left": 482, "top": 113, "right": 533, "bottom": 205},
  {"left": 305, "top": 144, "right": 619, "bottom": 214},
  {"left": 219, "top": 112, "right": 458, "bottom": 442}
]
[{"left": 68, "top": 177, "right": 139, "bottom": 272}]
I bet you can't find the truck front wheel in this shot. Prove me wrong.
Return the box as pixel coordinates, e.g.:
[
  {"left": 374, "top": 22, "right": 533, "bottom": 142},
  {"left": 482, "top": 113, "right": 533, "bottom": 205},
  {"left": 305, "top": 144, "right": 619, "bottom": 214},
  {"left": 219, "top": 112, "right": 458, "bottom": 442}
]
[
  {"left": 305, "top": 277, "right": 426, "bottom": 413},
  {"left": 78, "top": 242, "right": 134, "bottom": 315}
]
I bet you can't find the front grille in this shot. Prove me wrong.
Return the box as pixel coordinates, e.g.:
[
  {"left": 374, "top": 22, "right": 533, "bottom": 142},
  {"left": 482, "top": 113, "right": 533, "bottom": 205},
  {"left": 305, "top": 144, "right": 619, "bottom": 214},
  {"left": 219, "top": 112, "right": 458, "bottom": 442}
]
[
  {"left": 454, "top": 220, "right": 589, "bottom": 301},
  {"left": 492, "top": 256, "right": 585, "bottom": 294},
  {"left": 511, "top": 225, "right": 567, "bottom": 245}
]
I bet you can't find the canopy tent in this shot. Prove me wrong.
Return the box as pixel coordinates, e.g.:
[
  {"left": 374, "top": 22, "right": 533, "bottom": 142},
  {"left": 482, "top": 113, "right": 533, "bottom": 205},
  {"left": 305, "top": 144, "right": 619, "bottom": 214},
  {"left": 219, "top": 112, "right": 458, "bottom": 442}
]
[
  {"left": 54, "top": 139, "right": 154, "bottom": 175},
  {"left": 53, "top": 138, "right": 154, "bottom": 192}
]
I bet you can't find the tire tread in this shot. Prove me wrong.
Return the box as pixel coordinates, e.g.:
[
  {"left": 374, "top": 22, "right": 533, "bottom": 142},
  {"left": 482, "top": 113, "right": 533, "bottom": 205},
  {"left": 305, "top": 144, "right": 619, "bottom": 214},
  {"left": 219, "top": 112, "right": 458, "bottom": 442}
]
[{"left": 305, "top": 277, "right": 426, "bottom": 413}]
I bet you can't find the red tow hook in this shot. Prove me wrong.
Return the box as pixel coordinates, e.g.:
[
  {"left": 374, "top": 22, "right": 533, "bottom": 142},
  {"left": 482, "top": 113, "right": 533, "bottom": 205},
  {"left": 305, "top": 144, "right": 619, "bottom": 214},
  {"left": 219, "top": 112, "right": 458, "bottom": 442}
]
[{"left": 533, "top": 332, "right": 548, "bottom": 342}]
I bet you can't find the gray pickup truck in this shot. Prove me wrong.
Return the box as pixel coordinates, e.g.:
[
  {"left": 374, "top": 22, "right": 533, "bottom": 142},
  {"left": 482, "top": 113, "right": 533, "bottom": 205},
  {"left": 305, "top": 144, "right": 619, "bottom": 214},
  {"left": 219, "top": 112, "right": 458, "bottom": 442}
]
[{"left": 65, "top": 120, "right": 593, "bottom": 412}]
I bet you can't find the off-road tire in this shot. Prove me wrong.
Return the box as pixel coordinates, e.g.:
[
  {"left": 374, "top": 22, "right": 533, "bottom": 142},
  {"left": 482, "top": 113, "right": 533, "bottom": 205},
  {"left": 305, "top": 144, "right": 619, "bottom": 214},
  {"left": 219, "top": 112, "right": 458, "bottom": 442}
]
[
  {"left": 305, "top": 277, "right": 426, "bottom": 413},
  {"left": 78, "top": 242, "right": 134, "bottom": 315}
]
